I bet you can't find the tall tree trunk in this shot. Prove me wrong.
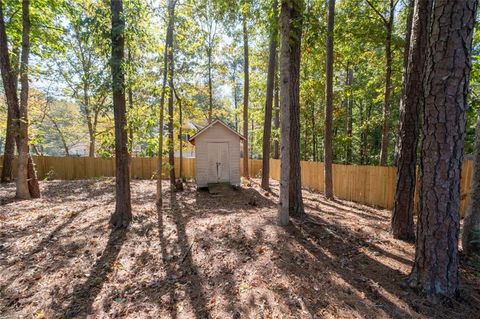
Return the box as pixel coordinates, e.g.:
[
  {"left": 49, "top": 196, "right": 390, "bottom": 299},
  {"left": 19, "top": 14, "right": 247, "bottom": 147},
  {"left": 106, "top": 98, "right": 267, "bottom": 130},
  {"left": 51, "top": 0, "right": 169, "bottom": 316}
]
[
  {"left": 16, "top": 0, "right": 32, "bottom": 199},
  {"left": 324, "top": 0, "right": 335, "bottom": 199},
  {"left": 167, "top": 2, "right": 176, "bottom": 188},
  {"left": 278, "top": 0, "right": 305, "bottom": 226},
  {"left": 311, "top": 103, "right": 316, "bottom": 161},
  {"left": 110, "top": 0, "right": 131, "bottom": 228},
  {"left": 0, "top": 2, "right": 39, "bottom": 197},
  {"left": 83, "top": 81, "right": 96, "bottom": 157},
  {"left": 128, "top": 87, "right": 134, "bottom": 153},
  {"left": 273, "top": 72, "right": 280, "bottom": 159},
  {"left": 261, "top": 0, "right": 278, "bottom": 190},
  {"left": 463, "top": 110, "right": 480, "bottom": 258},
  {"left": 345, "top": 68, "right": 353, "bottom": 164},
  {"left": 127, "top": 48, "right": 134, "bottom": 154},
  {"left": 1, "top": 46, "right": 19, "bottom": 183},
  {"left": 207, "top": 46, "right": 213, "bottom": 123},
  {"left": 392, "top": 0, "right": 431, "bottom": 241},
  {"left": 233, "top": 60, "right": 239, "bottom": 132},
  {"left": 157, "top": 0, "right": 176, "bottom": 205},
  {"left": 379, "top": 16, "right": 393, "bottom": 166},
  {"left": 242, "top": 13, "right": 249, "bottom": 178},
  {"left": 174, "top": 86, "right": 183, "bottom": 179},
  {"left": 408, "top": 0, "right": 477, "bottom": 301}
]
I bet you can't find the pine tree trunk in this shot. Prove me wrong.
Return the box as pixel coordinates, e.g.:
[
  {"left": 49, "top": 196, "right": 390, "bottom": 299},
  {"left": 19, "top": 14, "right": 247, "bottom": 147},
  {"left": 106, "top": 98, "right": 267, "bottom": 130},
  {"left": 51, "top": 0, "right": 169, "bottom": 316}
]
[
  {"left": 273, "top": 63, "right": 280, "bottom": 160},
  {"left": 167, "top": 2, "right": 176, "bottom": 189},
  {"left": 463, "top": 110, "right": 480, "bottom": 257},
  {"left": 346, "top": 68, "right": 353, "bottom": 164},
  {"left": 324, "top": 0, "right": 335, "bottom": 199},
  {"left": 392, "top": 0, "right": 431, "bottom": 241},
  {"left": 16, "top": 0, "right": 32, "bottom": 199},
  {"left": 379, "top": 11, "right": 393, "bottom": 166},
  {"left": 278, "top": 0, "right": 305, "bottom": 226},
  {"left": 207, "top": 46, "right": 213, "bottom": 123},
  {"left": 261, "top": 0, "right": 278, "bottom": 191},
  {"left": 174, "top": 87, "right": 183, "bottom": 179},
  {"left": 408, "top": 0, "right": 477, "bottom": 300},
  {"left": 110, "top": 0, "right": 131, "bottom": 228},
  {"left": 242, "top": 14, "right": 249, "bottom": 179}
]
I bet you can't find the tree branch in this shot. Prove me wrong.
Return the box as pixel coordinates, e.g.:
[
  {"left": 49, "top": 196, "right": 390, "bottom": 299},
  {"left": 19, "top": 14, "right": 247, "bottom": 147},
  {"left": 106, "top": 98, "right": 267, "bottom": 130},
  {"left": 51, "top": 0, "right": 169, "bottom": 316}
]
[{"left": 365, "top": 0, "right": 388, "bottom": 25}]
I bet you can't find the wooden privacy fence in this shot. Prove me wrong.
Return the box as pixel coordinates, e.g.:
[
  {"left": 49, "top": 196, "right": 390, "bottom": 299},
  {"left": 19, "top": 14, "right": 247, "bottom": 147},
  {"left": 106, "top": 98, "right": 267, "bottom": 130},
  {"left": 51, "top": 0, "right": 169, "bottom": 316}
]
[
  {"left": 0, "top": 156, "right": 473, "bottom": 215},
  {"left": 268, "top": 159, "right": 473, "bottom": 217}
]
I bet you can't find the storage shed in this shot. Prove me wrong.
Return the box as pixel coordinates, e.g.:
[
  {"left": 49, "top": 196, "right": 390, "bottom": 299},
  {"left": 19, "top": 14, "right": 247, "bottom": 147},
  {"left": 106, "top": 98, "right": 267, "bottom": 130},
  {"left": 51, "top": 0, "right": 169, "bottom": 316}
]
[{"left": 189, "top": 119, "right": 246, "bottom": 187}]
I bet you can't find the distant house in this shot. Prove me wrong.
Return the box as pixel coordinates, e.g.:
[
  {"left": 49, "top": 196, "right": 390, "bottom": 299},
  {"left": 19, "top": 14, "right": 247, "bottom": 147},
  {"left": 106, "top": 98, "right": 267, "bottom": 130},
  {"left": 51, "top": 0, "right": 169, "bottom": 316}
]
[
  {"left": 70, "top": 143, "right": 89, "bottom": 157},
  {"left": 189, "top": 119, "right": 245, "bottom": 187}
]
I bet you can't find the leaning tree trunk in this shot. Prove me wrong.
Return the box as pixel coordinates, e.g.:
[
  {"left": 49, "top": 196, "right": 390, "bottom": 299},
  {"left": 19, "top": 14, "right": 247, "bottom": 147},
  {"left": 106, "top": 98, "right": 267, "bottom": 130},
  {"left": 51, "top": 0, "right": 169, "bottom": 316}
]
[
  {"left": 463, "top": 110, "right": 480, "bottom": 258},
  {"left": 242, "top": 13, "right": 249, "bottom": 179},
  {"left": 109, "top": 0, "right": 131, "bottom": 228},
  {"left": 278, "top": 0, "right": 305, "bottom": 226},
  {"left": 261, "top": 0, "right": 278, "bottom": 190},
  {"left": 324, "top": 0, "right": 335, "bottom": 199},
  {"left": 392, "top": 0, "right": 431, "bottom": 241},
  {"left": 408, "top": 0, "right": 477, "bottom": 301}
]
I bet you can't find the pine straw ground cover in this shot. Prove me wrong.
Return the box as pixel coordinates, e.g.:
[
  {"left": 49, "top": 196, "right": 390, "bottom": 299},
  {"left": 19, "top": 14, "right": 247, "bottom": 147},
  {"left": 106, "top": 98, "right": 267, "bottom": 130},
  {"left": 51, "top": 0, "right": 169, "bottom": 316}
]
[{"left": 0, "top": 179, "right": 479, "bottom": 319}]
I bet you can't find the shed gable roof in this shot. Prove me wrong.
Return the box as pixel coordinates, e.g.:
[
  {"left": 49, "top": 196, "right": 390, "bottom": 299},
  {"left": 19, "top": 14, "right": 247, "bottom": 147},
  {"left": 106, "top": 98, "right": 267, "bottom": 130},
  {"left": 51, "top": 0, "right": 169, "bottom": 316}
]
[{"left": 188, "top": 119, "right": 246, "bottom": 145}]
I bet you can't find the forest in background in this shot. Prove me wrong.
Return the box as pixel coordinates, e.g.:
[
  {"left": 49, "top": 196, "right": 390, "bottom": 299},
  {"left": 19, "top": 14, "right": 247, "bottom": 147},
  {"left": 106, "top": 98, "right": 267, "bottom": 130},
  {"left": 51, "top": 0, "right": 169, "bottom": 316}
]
[{"left": 2, "top": 0, "right": 478, "bottom": 165}]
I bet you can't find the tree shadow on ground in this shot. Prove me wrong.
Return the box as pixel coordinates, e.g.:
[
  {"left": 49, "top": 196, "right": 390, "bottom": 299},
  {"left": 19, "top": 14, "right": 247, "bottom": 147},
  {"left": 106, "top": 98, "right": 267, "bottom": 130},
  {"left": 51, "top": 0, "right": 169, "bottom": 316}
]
[
  {"left": 40, "top": 179, "right": 116, "bottom": 201},
  {"left": 61, "top": 228, "right": 128, "bottom": 318},
  {"left": 276, "top": 211, "right": 479, "bottom": 319},
  {"left": 193, "top": 185, "right": 276, "bottom": 212}
]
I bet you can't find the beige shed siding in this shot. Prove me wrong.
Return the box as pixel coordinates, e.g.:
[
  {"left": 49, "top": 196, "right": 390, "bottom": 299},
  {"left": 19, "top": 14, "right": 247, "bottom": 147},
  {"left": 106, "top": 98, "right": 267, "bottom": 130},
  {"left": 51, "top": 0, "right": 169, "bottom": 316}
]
[{"left": 194, "top": 122, "right": 241, "bottom": 187}]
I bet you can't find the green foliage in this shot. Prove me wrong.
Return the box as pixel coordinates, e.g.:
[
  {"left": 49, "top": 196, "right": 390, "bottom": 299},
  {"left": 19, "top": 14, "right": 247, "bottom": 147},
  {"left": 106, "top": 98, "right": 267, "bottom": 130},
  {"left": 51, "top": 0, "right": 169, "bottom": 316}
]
[{"left": 0, "top": 0, "right": 478, "bottom": 167}]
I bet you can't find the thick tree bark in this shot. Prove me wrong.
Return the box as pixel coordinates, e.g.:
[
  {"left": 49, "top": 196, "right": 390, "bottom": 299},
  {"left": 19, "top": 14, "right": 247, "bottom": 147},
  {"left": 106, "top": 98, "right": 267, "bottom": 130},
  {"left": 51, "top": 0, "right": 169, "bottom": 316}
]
[
  {"left": 324, "top": 0, "right": 335, "bottom": 199},
  {"left": 0, "top": 2, "right": 39, "bottom": 197},
  {"left": 16, "top": 0, "right": 32, "bottom": 199},
  {"left": 261, "top": 0, "right": 278, "bottom": 190},
  {"left": 278, "top": 0, "right": 305, "bottom": 226},
  {"left": 392, "top": 0, "right": 431, "bottom": 241},
  {"left": 463, "top": 111, "right": 480, "bottom": 257},
  {"left": 242, "top": 13, "right": 249, "bottom": 178},
  {"left": 408, "top": 0, "right": 477, "bottom": 300},
  {"left": 22, "top": 1, "right": 39, "bottom": 198},
  {"left": 1, "top": 46, "right": 19, "bottom": 183},
  {"left": 110, "top": 0, "right": 131, "bottom": 228}
]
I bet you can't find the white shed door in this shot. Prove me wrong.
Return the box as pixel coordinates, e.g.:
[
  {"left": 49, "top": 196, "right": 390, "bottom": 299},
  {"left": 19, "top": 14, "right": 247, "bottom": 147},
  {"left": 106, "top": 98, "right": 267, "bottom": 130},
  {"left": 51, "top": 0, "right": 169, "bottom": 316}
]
[{"left": 207, "top": 142, "right": 230, "bottom": 183}]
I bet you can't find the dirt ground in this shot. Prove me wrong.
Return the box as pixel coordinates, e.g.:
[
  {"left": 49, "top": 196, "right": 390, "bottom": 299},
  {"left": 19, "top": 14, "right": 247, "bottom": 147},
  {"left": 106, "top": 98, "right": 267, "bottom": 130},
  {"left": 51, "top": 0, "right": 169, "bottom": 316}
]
[{"left": 1, "top": 178, "right": 479, "bottom": 319}]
